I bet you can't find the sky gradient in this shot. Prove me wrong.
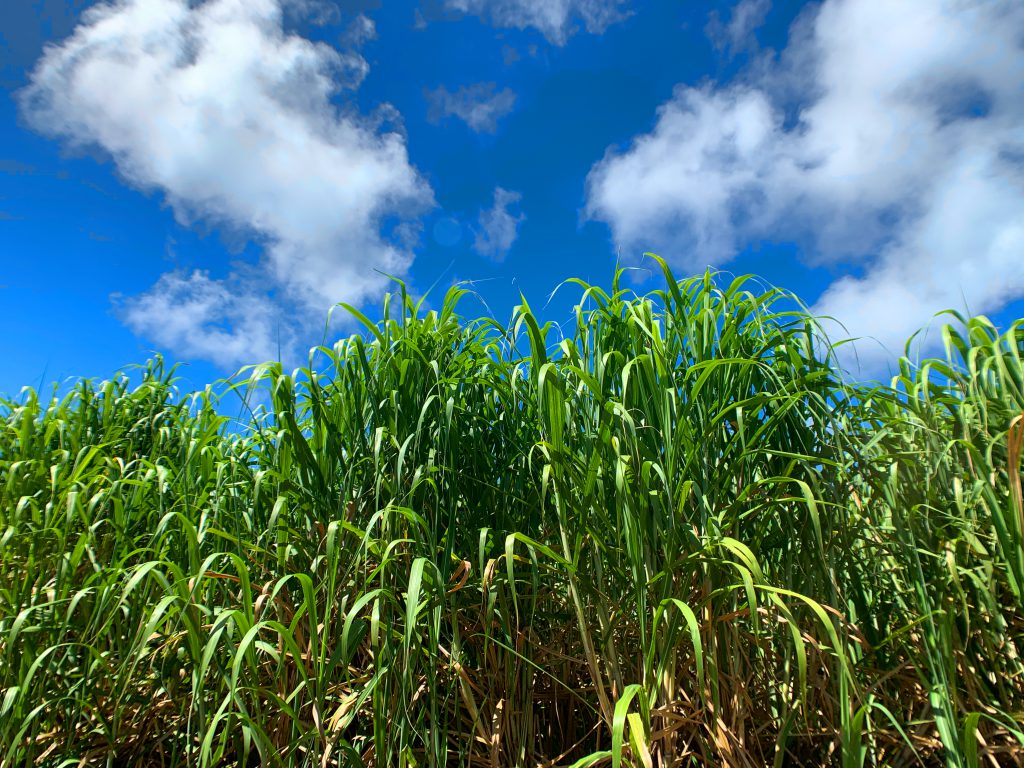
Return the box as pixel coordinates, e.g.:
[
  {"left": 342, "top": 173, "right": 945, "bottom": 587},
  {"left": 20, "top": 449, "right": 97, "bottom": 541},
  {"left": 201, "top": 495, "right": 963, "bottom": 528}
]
[{"left": 2, "top": 0, "right": 1023, "bottom": 396}]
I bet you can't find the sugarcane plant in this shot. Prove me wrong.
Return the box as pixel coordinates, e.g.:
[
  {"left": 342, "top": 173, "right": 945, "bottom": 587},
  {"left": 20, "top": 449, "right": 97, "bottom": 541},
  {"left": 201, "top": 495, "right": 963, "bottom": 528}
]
[{"left": 1, "top": 258, "right": 1022, "bottom": 767}]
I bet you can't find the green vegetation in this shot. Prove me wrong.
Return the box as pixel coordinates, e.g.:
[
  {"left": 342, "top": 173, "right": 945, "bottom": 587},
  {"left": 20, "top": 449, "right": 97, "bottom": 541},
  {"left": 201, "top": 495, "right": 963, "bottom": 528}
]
[{"left": 2, "top": 261, "right": 1022, "bottom": 767}]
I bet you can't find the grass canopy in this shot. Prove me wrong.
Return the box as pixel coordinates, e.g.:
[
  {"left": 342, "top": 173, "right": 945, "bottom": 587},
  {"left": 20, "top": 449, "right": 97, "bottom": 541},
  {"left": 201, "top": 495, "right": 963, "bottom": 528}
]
[{"left": 2, "top": 260, "right": 1023, "bottom": 767}]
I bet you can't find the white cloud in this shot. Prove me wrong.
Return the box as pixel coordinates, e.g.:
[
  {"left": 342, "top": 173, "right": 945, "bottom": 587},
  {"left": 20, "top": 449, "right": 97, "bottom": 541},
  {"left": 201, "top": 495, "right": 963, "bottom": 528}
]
[
  {"left": 117, "top": 271, "right": 286, "bottom": 368},
  {"left": 444, "top": 0, "right": 629, "bottom": 45},
  {"left": 707, "top": 0, "right": 771, "bottom": 54},
  {"left": 286, "top": 0, "right": 342, "bottom": 26},
  {"left": 426, "top": 82, "right": 517, "bottom": 133},
  {"left": 474, "top": 187, "right": 525, "bottom": 260},
  {"left": 341, "top": 13, "right": 376, "bottom": 46},
  {"left": 586, "top": 0, "right": 1024, "bottom": 372},
  {"left": 587, "top": 85, "right": 784, "bottom": 268},
  {"left": 20, "top": 0, "right": 432, "bottom": 367}
]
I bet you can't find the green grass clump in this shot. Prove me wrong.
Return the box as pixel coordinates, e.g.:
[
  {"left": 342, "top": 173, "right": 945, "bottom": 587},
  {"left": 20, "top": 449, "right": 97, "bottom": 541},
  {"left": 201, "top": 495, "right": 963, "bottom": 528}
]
[{"left": 2, "top": 259, "right": 1022, "bottom": 767}]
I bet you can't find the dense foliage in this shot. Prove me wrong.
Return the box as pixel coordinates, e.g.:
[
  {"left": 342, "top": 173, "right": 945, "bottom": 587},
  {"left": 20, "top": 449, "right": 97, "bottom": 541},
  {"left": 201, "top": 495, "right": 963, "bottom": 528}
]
[{"left": 2, "top": 262, "right": 1022, "bottom": 767}]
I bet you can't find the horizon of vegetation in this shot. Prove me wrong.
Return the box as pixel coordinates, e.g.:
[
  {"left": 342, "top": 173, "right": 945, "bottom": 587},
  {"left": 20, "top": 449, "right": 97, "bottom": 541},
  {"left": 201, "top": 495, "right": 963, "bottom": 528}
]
[{"left": 2, "top": 258, "right": 1022, "bottom": 767}]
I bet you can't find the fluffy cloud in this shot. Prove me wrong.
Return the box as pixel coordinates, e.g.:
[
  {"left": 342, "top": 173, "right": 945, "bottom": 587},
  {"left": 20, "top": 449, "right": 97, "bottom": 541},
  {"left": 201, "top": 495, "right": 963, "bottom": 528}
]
[
  {"left": 586, "top": 0, "right": 1024, "bottom": 371},
  {"left": 117, "top": 271, "right": 285, "bottom": 368},
  {"left": 443, "top": 0, "right": 629, "bottom": 45},
  {"left": 20, "top": 0, "right": 432, "bottom": 367},
  {"left": 474, "top": 187, "right": 525, "bottom": 260},
  {"left": 426, "top": 82, "right": 517, "bottom": 133}
]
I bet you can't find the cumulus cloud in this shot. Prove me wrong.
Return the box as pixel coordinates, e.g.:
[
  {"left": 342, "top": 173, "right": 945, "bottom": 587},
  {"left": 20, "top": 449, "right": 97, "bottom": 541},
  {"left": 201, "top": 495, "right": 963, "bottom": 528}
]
[
  {"left": 116, "top": 271, "right": 286, "bottom": 368},
  {"left": 443, "top": 0, "right": 629, "bottom": 45},
  {"left": 20, "top": 0, "right": 432, "bottom": 367},
  {"left": 474, "top": 187, "right": 525, "bottom": 260},
  {"left": 426, "top": 82, "right": 517, "bottom": 133},
  {"left": 586, "top": 0, "right": 1024, "bottom": 371}
]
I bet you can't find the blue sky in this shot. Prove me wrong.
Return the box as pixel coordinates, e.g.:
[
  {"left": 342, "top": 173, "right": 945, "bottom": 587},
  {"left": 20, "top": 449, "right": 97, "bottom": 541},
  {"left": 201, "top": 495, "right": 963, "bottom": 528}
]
[{"left": 1, "top": 0, "right": 1023, "bottom": 396}]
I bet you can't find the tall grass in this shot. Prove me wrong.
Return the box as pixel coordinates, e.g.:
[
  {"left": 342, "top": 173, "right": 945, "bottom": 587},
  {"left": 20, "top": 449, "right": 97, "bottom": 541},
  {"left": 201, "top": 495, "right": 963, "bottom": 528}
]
[{"left": 1, "top": 260, "right": 1022, "bottom": 767}]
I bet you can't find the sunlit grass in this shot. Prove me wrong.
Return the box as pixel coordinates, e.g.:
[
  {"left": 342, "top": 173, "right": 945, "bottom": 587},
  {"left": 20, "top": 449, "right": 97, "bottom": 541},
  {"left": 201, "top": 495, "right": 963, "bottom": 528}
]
[{"left": 1, "top": 258, "right": 1022, "bottom": 766}]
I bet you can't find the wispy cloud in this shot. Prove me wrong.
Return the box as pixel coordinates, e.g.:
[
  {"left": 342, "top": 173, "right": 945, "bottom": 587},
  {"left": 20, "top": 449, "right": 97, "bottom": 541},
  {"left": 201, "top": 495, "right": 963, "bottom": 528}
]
[
  {"left": 586, "top": 0, "right": 1024, "bottom": 371},
  {"left": 706, "top": 0, "right": 770, "bottom": 55},
  {"left": 443, "top": 0, "right": 629, "bottom": 45},
  {"left": 0, "top": 159, "right": 38, "bottom": 176},
  {"left": 341, "top": 13, "right": 376, "bottom": 46},
  {"left": 473, "top": 187, "right": 525, "bottom": 260},
  {"left": 426, "top": 82, "right": 517, "bottom": 133},
  {"left": 285, "top": 0, "right": 342, "bottom": 26},
  {"left": 21, "top": 0, "right": 433, "bottom": 368}
]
